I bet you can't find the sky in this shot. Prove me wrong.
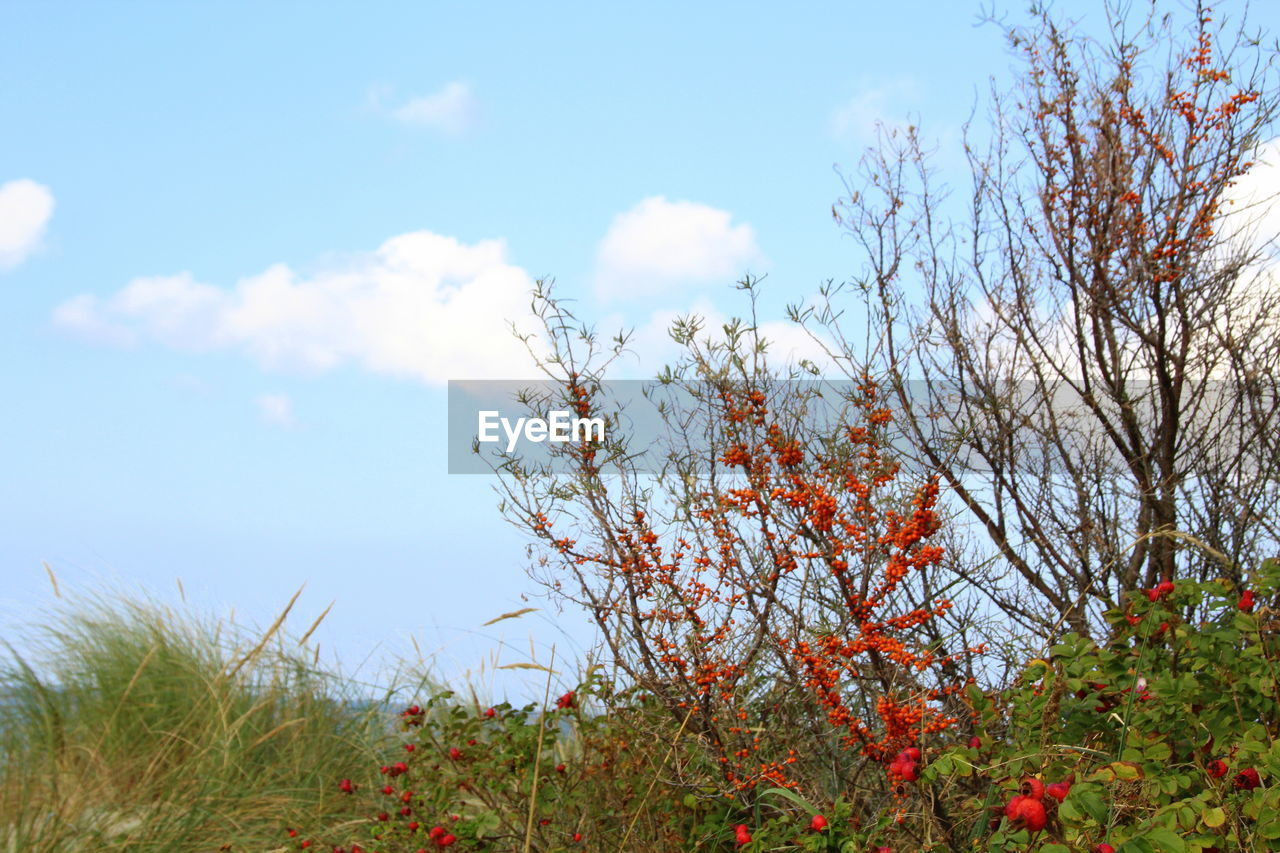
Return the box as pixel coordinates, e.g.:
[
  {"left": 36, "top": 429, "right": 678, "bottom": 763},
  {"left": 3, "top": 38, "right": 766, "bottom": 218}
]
[{"left": 5, "top": 1, "right": 1280, "bottom": 700}]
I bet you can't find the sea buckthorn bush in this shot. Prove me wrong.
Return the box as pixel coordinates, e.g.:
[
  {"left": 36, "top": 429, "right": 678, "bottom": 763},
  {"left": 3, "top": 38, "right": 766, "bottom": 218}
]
[{"left": 493, "top": 291, "right": 982, "bottom": 820}]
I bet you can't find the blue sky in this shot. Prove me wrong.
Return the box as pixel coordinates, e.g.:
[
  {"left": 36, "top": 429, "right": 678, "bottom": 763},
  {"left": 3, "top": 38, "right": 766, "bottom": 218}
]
[{"left": 5, "top": 1, "right": 1277, "bottom": 698}]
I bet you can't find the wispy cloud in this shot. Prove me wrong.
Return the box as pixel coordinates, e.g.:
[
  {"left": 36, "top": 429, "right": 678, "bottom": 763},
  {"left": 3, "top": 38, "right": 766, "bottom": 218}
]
[
  {"left": 255, "top": 393, "right": 297, "bottom": 428},
  {"left": 0, "top": 179, "right": 55, "bottom": 272},
  {"left": 386, "top": 81, "right": 479, "bottom": 135},
  {"left": 828, "top": 77, "right": 920, "bottom": 143}
]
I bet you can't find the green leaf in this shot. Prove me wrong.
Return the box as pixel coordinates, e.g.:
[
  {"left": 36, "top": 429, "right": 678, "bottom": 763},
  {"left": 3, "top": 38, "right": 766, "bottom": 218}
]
[
  {"left": 1260, "top": 818, "right": 1280, "bottom": 840},
  {"left": 1077, "top": 789, "right": 1110, "bottom": 824},
  {"left": 1117, "top": 838, "right": 1156, "bottom": 853},
  {"left": 473, "top": 811, "right": 501, "bottom": 837},
  {"left": 759, "top": 786, "right": 817, "bottom": 815},
  {"left": 1143, "top": 826, "right": 1186, "bottom": 852},
  {"left": 1201, "top": 806, "right": 1226, "bottom": 828},
  {"left": 1041, "top": 845, "right": 1071, "bottom": 853},
  {"left": 1233, "top": 611, "right": 1257, "bottom": 631}
]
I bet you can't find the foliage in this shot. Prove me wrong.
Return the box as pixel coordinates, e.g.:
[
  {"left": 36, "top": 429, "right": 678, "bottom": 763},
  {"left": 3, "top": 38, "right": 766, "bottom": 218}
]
[{"left": 285, "top": 560, "right": 1280, "bottom": 852}]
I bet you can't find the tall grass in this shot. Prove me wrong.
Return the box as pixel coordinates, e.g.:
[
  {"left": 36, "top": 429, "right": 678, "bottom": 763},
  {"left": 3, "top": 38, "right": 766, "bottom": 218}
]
[{"left": 0, "top": 592, "right": 391, "bottom": 853}]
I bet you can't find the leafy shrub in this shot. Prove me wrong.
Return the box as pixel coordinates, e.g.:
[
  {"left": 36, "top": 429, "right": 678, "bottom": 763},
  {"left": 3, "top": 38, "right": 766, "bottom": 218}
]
[{"left": 301, "top": 560, "right": 1279, "bottom": 852}]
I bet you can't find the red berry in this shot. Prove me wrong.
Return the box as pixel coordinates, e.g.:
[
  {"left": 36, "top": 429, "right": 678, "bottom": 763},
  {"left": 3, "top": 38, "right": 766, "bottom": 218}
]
[
  {"left": 406, "top": 705, "right": 420, "bottom": 716},
  {"left": 405, "top": 743, "right": 415, "bottom": 752},
  {"left": 555, "top": 691, "right": 576, "bottom": 709},
  {"left": 809, "top": 814, "right": 828, "bottom": 831},
  {"left": 539, "top": 818, "right": 551, "bottom": 826},
  {"left": 1158, "top": 580, "right": 1175, "bottom": 596},
  {"left": 733, "top": 824, "right": 752, "bottom": 846},
  {"left": 400, "top": 807, "right": 412, "bottom": 817},
  {"left": 382, "top": 785, "right": 394, "bottom": 795},
  {"left": 968, "top": 736, "right": 981, "bottom": 749},
  {"left": 448, "top": 747, "right": 462, "bottom": 760},
  {"left": 889, "top": 748, "right": 922, "bottom": 780},
  {"left": 429, "top": 827, "right": 444, "bottom": 839},
  {"left": 573, "top": 833, "right": 583, "bottom": 842},
  {"left": 1240, "top": 590, "right": 1256, "bottom": 612},
  {"left": 1005, "top": 795, "right": 1047, "bottom": 831},
  {"left": 301, "top": 842, "right": 311, "bottom": 850},
  {"left": 1234, "top": 767, "right": 1261, "bottom": 790},
  {"left": 288, "top": 829, "right": 298, "bottom": 838},
  {"left": 484, "top": 707, "right": 496, "bottom": 718},
  {"left": 1019, "top": 778, "right": 1045, "bottom": 800},
  {"left": 1093, "top": 845, "right": 1116, "bottom": 853},
  {"left": 1207, "top": 759, "right": 1228, "bottom": 778},
  {"left": 1046, "top": 781, "right": 1071, "bottom": 801},
  {"left": 376, "top": 812, "right": 389, "bottom": 822},
  {"left": 556, "top": 763, "right": 566, "bottom": 773},
  {"left": 889, "top": 757, "right": 919, "bottom": 781},
  {"left": 1004, "top": 794, "right": 1025, "bottom": 819},
  {"left": 438, "top": 835, "right": 456, "bottom": 847}
]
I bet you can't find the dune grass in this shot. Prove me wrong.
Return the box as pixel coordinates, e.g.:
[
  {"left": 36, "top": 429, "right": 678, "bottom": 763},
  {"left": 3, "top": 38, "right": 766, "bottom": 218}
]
[{"left": 0, "top": 592, "right": 395, "bottom": 853}]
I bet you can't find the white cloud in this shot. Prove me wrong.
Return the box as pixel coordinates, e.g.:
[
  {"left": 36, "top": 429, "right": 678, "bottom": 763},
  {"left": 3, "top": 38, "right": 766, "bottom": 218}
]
[
  {"left": 1222, "top": 139, "right": 1280, "bottom": 259},
  {"left": 594, "top": 197, "right": 762, "bottom": 301},
  {"left": 390, "top": 82, "right": 479, "bottom": 135},
  {"left": 1208, "top": 138, "right": 1280, "bottom": 350},
  {"left": 256, "top": 393, "right": 297, "bottom": 428},
  {"left": 0, "top": 179, "right": 55, "bottom": 271},
  {"left": 53, "top": 231, "right": 542, "bottom": 385}
]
